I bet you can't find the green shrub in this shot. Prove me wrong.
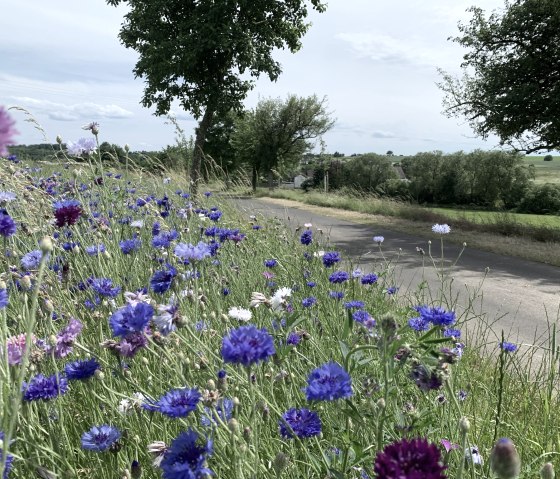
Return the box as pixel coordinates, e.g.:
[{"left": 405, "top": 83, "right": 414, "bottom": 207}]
[
  {"left": 544, "top": 154, "right": 554, "bottom": 161},
  {"left": 518, "top": 183, "right": 560, "bottom": 214}
]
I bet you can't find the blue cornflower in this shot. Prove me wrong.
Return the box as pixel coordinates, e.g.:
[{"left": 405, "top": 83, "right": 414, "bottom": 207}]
[
  {"left": 343, "top": 300, "right": 365, "bottom": 310},
  {"left": 152, "top": 221, "right": 161, "bottom": 236},
  {"left": 279, "top": 408, "right": 322, "bottom": 439},
  {"left": 329, "top": 291, "right": 344, "bottom": 300},
  {"left": 151, "top": 388, "right": 201, "bottom": 418},
  {"left": 109, "top": 302, "right": 154, "bottom": 337},
  {"left": 361, "top": 273, "right": 378, "bottom": 285},
  {"left": 85, "top": 244, "right": 106, "bottom": 256},
  {"left": 300, "top": 230, "right": 313, "bottom": 245},
  {"left": 21, "top": 249, "right": 43, "bottom": 270},
  {"left": 160, "top": 430, "right": 213, "bottom": 479},
  {"left": 150, "top": 267, "right": 177, "bottom": 294},
  {"left": 329, "top": 271, "right": 349, "bottom": 284},
  {"left": 322, "top": 251, "right": 341, "bottom": 267},
  {"left": 65, "top": 358, "right": 100, "bottom": 380},
  {"left": 415, "top": 305, "right": 456, "bottom": 327},
  {"left": 174, "top": 241, "right": 211, "bottom": 262},
  {"left": 0, "top": 211, "right": 16, "bottom": 237},
  {"left": 207, "top": 210, "right": 222, "bottom": 221},
  {"left": 152, "top": 230, "right": 179, "bottom": 249},
  {"left": 500, "top": 342, "right": 517, "bottom": 353},
  {"left": 287, "top": 332, "right": 301, "bottom": 346},
  {"left": 386, "top": 286, "right": 399, "bottom": 295},
  {"left": 221, "top": 325, "right": 275, "bottom": 367},
  {"left": 0, "top": 431, "right": 14, "bottom": 478},
  {"left": 201, "top": 398, "right": 234, "bottom": 427},
  {"left": 306, "top": 281, "right": 316, "bottom": 288},
  {"left": 91, "top": 278, "right": 121, "bottom": 298},
  {"left": 204, "top": 191, "right": 212, "bottom": 197},
  {"left": 305, "top": 362, "right": 353, "bottom": 401},
  {"left": 408, "top": 316, "right": 430, "bottom": 332},
  {"left": 81, "top": 425, "right": 121, "bottom": 452},
  {"left": 222, "top": 288, "right": 230, "bottom": 296},
  {"left": 119, "top": 237, "right": 141, "bottom": 254},
  {"left": 352, "top": 310, "right": 376, "bottom": 327},
  {"left": 302, "top": 296, "right": 317, "bottom": 308},
  {"left": 443, "top": 328, "right": 461, "bottom": 338},
  {"left": 264, "top": 259, "right": 278, "bottom": 268},
  {"left": 0, "top": 288, "right": 8, "bottom": 309},
  {"left": 22, "top": 373, "right": 68, "bottom": 401}
]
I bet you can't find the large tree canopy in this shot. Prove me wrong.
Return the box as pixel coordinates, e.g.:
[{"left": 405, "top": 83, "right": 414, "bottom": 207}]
[
  {"left": 231, "top": 94, "right": 334, "bottom": 190},
  {"left": 106, "top": 0, "right": 326, "bottom": 192},
  {"left": 438, "top": 0, "right": 560, "bottom": 153}
]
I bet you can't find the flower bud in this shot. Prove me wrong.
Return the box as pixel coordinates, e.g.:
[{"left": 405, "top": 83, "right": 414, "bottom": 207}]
[
  {"left": 541, "top": 463, "right": 555, "bottom": 479},
  {"left": 273, "top": 452, "right": 290, "bottom": 476},
  {"left": 490, "top": 438, "right": 521, "bottom": 479},
  {"left": 459, "top": 416, "right": 470, "bottom": 433},
  {"left": 56, "top": 135, "right": 63, "bottom": 145},
  {"left": 228, "top": 418, "right": 239, "bottom": 434},
  {"left": 40, "top": 236, "right": 53, "bottom": 253}
]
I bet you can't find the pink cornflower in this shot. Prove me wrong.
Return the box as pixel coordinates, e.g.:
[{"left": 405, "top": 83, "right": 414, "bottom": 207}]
[{"left": 0, "top": 107, "right": 18, "bottom": 157}]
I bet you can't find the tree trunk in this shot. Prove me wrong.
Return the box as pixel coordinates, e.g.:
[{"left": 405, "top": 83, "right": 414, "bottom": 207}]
[{"left": 191, "top": 107, "right": 215, "bottom": 195}]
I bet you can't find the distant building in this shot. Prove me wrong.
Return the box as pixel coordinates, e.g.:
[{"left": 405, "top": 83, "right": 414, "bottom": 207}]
[{"left": 294, "top": 174, "right": 307, "bottom": 188}]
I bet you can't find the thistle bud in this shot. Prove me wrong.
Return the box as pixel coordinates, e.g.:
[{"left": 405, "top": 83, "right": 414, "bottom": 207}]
[
  {"left": 490, "top": 438, "right": 521, "bottom": 479},
  {"left": 273, "top": 452, "right": 290, "bottom": 477},
  {"left": 541, "top": 463, "right": 555, "bottom": 479}
]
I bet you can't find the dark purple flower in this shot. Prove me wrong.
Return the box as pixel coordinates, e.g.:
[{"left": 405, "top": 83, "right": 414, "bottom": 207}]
[
  {"left": 352, "top": 310, "right": 376, "bottom": 327},
  {"left": 329, "top": 291, "right": 344, "bottom": 300},
  {"left": 300, "top": 230, "right": 313, "bottom": 245},
  {"left": 208, "top": 210, "right": 222, "bottom": 221},
  {"left": 54, "top": 201, "right": 82, "bottom": 227},
  {"left": 374, "top": 438, "right": 447, "bottom": 479},
  {"left": 305, "top": 361, "right": 352, "bottom": 401},
  {"left": 22, "top": 373, "right": 68, "bottom": 401},
  {"left": 286, "top": 332, "right": 301, "bottom": 346},
  {"left": 81, "top": 425, "right": 121, "bottom": 452},
  {"left": 322, "top": 251, "right": 341, "bottom": 267},
  {"left": 221, "top": 325, "right": 275, "bottom": 367},
  {"left": 410, "top": 364, "right": 442, "bottom": 391},
  {"left": 109, "top": 302, "right": 154, "bottom": 337},
  {"left": 160, "top": 430, "right": 213, "bottom": 479},
  {"left": 116, "top": 331, "right": 148, "bottom": 357},
  {"left": 408, "top": 316, "right": 430, "bottom": 332},
  {"left": 279, "top": 408, "right": 322, "bottom": 439}
]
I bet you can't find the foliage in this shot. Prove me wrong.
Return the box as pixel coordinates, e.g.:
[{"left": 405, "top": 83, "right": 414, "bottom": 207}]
[
  {"left": 232, "top": 95, "right": 334, "bottom": 190},
  {"left": 518, "top": 183, "right": 560, "bottom": 214},
  {"left": 439, "top": 0, "right": 560, "bottom": 153},
  {"left": 341, "top": 153, "right": 398, "bottom": 192},
  {"left": 544, "top": 154, "right": 554, "bottom": 162},
  {"left": 106, "top": 0, "right": 326, "bottom": 193}
]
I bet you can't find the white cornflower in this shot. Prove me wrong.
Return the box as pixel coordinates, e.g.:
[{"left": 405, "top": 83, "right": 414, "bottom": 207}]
[
  {"left": 228, "top": 307, "right": 252, "bottom": 322},
  {"left": 432, "top": 224, "right": 451, "bottom": 234}
]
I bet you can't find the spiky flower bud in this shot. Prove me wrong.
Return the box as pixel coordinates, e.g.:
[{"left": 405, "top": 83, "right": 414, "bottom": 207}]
[
  {"left": 273, "top": 452, "right": 290, "bottom": 476},
  {"left": 490, "top": 438, "right": 521, "bottom": 479}
]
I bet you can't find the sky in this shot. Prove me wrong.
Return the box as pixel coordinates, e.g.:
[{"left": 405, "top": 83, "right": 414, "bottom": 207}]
[{"left": 1, "top": 0, "right": 507, "bottom": 156}]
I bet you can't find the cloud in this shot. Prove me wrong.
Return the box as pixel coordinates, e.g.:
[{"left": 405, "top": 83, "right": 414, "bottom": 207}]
[
  {"left": 11, "top": 97, "right": 133, "bottom": 121},
  {"left": 371, "top": 130, "right": 398, "bottom": 139}
]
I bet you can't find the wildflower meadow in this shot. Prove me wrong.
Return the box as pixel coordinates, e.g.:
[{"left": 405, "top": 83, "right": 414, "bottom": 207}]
[{"left": 1, "top": 106, "right": 560, "bottom": 478}]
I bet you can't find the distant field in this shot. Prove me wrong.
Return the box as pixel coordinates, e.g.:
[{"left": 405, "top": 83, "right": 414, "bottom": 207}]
[
  {"left": 524, "top": 155, "right": 560, "bottom": 184},
  {"left": 428, "top": 206, "right": 560, "bottom": 228}
]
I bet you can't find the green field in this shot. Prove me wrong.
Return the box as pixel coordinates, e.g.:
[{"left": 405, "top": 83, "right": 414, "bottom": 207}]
[{"left": 524, "top": 155, "right": 560, "bottom": 184}]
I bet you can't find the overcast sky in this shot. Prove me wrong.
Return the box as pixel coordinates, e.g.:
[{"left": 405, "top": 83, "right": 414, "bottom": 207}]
[{"left": 1, "top": 0, "right": 506, "bottom": 155}]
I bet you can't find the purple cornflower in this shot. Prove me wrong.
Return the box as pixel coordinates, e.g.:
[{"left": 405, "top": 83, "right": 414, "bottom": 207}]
[
  {"left": 302, "top": 296, "right": 317, "bottom": 308},
  {"left": 361, "top": 273, "right": 378, "bottom": 285},
  {"left": 352, "top": 310, "right": 376, "bottom": 328},
  {"left": 160, "top": 430, "right": 213, "bottom": 478},
  {"left": 44, "top": 318, "right": 83, "bottom": 358},
  {"left": 0, "top": 288, "right": 7, "bottom": 309},
  {"left": 148, "top": 388, "right": 201, "bottom": 418},
  {"left": 264, "top": 259, "right": 278, "bottom": 268},
  {"left": 500, "top": 342, "right": 517, "bottom": 353},
  {"left": 221, "top": 325, "right": 275, "bottom": 367},
  {"left": 174, "top": 241, "right": 211, "bottom": 262},
  {"left": 408, "top": 316, "right": 430, "bottom": 332},
  {"left": 287, "top": 332, "right": 301, "bottom": 346},
  {"left": 21, "top": 249, "right": 43, "bottom": 270},
  {"left": 374, "top": 438, "right": 447, "bottom": 479},
  {"left": 443, "top": 328, "right": 461, "bottom": 338},
  {"left": 81, "top": 425, "right": 121, "bottom": 452},
  {"left": 91, "top": 278, "right": 121, "bottom": 298},
  {"left": 53, "top": 200, "right": 82, "bottom": 227},
  {"left": 300, "top": 230, "right": 313, "bottom": 245},
  {"left": 66, "top": 137, "right": 97, "bottom": 156},
  {"left": 204, "top": 191, "right": 212, "bottom": 197},
  {"left": 415, "top": 305, "right": 456, "bottom": 327},
  {"left": 0, "top": 107, "right": 18, "bottom": 157},
  {"left": 0, "top": 211, "right": 16, "bottom": 237},
  {"left": 65, "top": 358, "right": 100, "bottom": 380},
  {"left": 386, "top": 286, "right": 399, "bottom": 295},
  {"left": 109, "top": 302, "right": 154, "bottom": 337},
  {"left": 329, "top": 271, "right": 349, "bottom": 284},
  {"left": 120, "top": 237, "right": 141, "bottom": 255},
  {"left": 279, "top": 408, "right": 322, "bottom": 439},
  {"left": 152, "top": 230, "right": 179, "bottom": 249},
  {"left": 22, "top": 373, "right": 68, "bottom": 401},
  {"left": 322, "top": 251, "right": 341, "bottom": 267},
  {"left": 6, "top": 333, "right": 32, "bottom": 365},
  {"left": 207, "top": 210, "right": 222, "bottom": 221},
  {"left": 305, "top": 361, "right": 353, "bottom": 401},
  {"left": 115, "top": 331, "right": 148, "bottom": 357},
  {"left": 343, "top": 300, "right": 364, "bottom": 310},
  {"left": 150, "top": 267, "right": 177, "bottom": 294}
]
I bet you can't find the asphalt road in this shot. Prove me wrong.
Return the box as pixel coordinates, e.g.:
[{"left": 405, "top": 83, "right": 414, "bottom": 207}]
[{"left": 232, "top": 197, "right": 560, "bottom": 354}]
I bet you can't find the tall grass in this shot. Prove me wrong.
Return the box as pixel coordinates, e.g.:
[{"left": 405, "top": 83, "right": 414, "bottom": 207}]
[{"left": 0, "top": 141, "right": 559, "bottom": 478}]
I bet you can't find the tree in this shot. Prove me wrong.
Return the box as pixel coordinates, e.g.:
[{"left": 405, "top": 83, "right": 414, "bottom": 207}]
[
  {"left": 106, "top": 0, "right": 326, "bottom": 193},
  {"left": 438, "top": 0, "right": 560, "bottom": 153},
  {"left": 232, "top": 95, "right": 334, "bottom": 190}
]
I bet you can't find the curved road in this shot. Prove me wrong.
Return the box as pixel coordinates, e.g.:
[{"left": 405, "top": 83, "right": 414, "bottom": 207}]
[{"left": 233, "top": 197, "right": 560, "bottom": 355}]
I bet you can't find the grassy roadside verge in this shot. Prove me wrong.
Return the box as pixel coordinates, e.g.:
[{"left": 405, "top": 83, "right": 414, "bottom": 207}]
[{"left": 253, "top": 188, "right": 560, "bottom": 267}]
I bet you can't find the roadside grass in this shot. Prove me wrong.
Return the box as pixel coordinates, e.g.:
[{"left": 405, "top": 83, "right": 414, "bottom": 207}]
[{"left": 254, "top": 188, "right": 560, "bottom": 266}]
